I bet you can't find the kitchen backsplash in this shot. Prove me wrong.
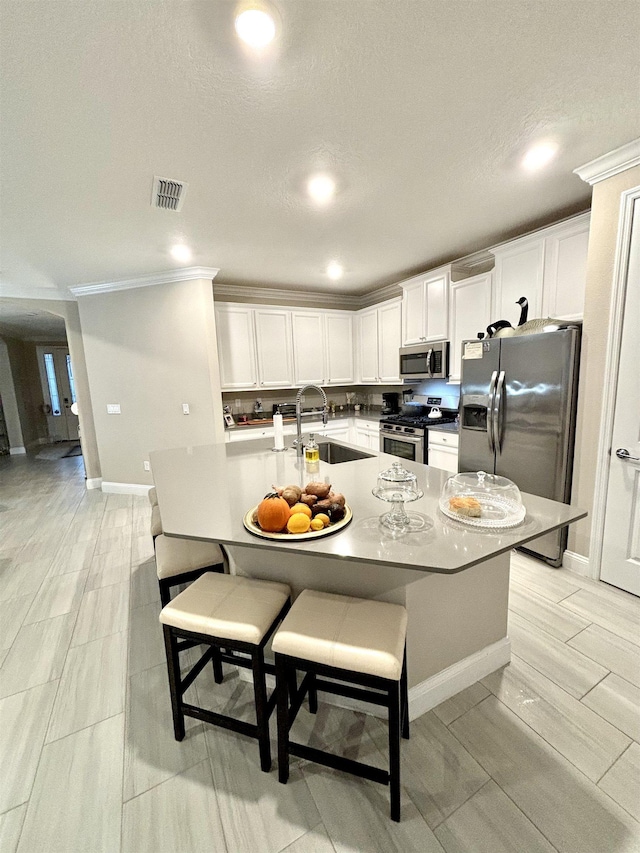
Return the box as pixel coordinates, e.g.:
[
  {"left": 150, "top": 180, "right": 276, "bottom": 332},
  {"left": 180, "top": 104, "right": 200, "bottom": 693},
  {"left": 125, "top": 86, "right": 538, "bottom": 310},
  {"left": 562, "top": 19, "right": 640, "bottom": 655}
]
[{"left": 221, "top": 385, "right": 406, "bottom": 417}]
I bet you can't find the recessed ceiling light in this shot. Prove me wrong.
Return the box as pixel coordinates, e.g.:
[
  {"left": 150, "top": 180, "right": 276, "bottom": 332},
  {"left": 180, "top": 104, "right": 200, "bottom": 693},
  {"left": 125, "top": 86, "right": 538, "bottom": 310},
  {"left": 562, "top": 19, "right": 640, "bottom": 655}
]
[
  {"left": 522, "top": 142, "right": 558, "bottom": 171},
  {"left": 170, "top": 244, "right": 192, "bottom": 263},
  {"left": 326, "top": 262, "right": 343, "bottom": 281},
  {"left": 235, "top": 8, "right": 276, "bottom": 48},
  {"left": 307, "top": 174, "right": 336, "bottom": 205}
]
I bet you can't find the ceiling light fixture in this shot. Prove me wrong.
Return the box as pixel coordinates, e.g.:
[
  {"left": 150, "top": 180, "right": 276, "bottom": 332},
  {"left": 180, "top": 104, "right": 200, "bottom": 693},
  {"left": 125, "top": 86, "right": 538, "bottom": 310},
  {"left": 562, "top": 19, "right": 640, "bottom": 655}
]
[
  {"left": 170, "top": 244, "right": 192, "bottom": 263},
  {"left": 307, "top": 174, "right": 336, "bottom": 205},
  {"left": 522, "top": 142, "right": 558, "bottom": 171},
  {"left": 326, "top": 262, "right": 343, "bottom": 281},
  {"left": 235, "top": 8, "right": 276, "bottom": 48}
]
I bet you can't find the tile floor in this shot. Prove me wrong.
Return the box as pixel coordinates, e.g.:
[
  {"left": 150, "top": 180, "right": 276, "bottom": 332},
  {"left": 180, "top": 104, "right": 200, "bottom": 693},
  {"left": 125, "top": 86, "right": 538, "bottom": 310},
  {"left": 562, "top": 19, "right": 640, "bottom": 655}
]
[{"left": 1, "top": 450, "right": 639, "bottom": 853}]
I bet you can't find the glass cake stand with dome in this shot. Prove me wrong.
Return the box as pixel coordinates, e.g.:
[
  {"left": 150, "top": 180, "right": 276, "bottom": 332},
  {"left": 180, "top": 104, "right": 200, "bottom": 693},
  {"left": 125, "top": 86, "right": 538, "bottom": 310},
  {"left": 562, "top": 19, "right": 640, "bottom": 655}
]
[
  {"left": 439, "top": 471, "right": 526, "bottom": 528},
  {"left": 372, "top": 461, "right": 425, "bottom": 532}
]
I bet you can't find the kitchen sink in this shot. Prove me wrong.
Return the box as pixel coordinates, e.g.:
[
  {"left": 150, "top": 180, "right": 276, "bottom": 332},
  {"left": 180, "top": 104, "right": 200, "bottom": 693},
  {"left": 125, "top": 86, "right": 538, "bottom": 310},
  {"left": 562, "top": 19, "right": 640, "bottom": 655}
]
[{"left": 318, "top": 441, "right": 374, "bottom": 464}]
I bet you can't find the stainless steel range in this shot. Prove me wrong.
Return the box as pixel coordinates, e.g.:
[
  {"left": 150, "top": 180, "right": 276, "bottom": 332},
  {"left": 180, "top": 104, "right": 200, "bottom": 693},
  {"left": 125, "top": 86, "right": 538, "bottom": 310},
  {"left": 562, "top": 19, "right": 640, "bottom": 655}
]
[{"left": 379, "top": 397, "right": 458, "bottom": 463}]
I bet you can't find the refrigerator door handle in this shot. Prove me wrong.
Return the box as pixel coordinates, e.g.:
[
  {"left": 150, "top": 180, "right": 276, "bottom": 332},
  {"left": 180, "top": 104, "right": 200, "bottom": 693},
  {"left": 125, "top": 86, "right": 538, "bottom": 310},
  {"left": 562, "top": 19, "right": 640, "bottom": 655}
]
[
  {"left": 494, "top": 370, "right": 506, "bottom": 452},
  {"left": 487, "top": 370, "right": 498, "bottom": 453}
]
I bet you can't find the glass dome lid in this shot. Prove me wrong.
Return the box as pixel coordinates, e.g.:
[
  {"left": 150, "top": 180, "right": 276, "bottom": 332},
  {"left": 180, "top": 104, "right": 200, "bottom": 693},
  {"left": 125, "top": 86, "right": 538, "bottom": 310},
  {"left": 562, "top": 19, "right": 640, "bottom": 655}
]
[
  {"left": 372, "top": 461, "right": 422, "bottom": 501},
  {"left": 439, "top": 471, "right": 525, "bottom": 528}
]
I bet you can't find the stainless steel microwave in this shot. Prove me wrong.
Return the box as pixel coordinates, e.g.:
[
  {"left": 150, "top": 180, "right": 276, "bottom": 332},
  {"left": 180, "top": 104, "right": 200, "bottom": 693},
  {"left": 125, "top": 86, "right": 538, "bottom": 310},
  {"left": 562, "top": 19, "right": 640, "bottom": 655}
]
[{"left": 399, "top": 342, "right": 450, "bottom": 380}]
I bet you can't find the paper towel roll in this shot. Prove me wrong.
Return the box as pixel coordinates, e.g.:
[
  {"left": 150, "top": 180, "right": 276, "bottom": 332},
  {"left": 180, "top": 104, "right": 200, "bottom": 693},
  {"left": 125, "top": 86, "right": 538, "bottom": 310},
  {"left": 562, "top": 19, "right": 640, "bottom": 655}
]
[{"left": 273, "top": 412, "right": 284, "bottom": 450}]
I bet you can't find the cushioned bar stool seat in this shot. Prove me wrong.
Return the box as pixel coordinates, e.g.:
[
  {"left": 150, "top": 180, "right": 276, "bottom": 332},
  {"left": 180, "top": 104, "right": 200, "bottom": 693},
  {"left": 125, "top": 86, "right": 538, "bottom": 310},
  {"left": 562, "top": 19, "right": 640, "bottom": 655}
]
[
  {"left": 148, "top": 486, "right": 158, "bottom": 507},
  {"left": 150, "top": 504, "right": 162, "bottom": 540},
  {"left": 160, "top": 572, "right": 291, "bottom": 771},
  {"left": 273, "top": 589, "right": 409, "bottom": 821},
  {"left": 154, "top": 533, "right": 225, "bottom": 606}
]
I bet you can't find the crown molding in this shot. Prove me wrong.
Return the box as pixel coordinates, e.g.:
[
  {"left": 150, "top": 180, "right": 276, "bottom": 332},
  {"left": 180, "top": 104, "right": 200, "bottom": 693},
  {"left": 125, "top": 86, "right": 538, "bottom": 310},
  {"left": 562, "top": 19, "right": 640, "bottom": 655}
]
[
  {"left": 357, "top": 282, "right": 403, "bottom": 308},
  {"left": 574, "top": 138, "right": 640, "bottom": 186},
  {"left": 213, "top": 282, "right": 363, "bottom": 310},
  {"left": 69, "top": 267, "right": 220, "bottom": 297}
]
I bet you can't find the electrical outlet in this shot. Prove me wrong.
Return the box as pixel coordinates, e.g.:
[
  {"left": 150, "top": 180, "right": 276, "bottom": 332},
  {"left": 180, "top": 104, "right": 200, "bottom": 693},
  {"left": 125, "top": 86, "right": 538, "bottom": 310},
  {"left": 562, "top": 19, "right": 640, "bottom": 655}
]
[
  {"left": 143, "top": 461, "right": 150, "bottom": 471},
  {"left": 182, "top": 403, "right": 190, "bottom": 415}
]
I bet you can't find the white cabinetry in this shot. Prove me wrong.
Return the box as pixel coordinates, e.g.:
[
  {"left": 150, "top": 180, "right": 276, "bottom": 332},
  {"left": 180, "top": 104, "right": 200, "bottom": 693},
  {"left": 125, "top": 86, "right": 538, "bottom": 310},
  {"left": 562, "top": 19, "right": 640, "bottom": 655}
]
[
  {"left": 492, "top": 213, "right": 590, "bottom": 328},
  {"left": 291, "top": 311, "right": 324, "bottom": 385},
  {"left": 325, "top": 313, "right": 355, "bottom": 384},
  {"left": 427, "top": 430, "right": 459, "bottom": 473},
  {"left": 352, "top": 419, "right": 380, "bottom": 450},
  {"left": 254, "top": 308, "right": 293, "bottom": 388},
  {"left": 401, "top": 270, "right": 449, "bottom": 345},
  {"left": 449, "top": 273, "right": 493, "bottom": 382},
  {"left": 358, "top": 299, "right": 402, "bottom": 384},
  {"left": 215, "top": 305, "right": 258, "bottom": 389}
]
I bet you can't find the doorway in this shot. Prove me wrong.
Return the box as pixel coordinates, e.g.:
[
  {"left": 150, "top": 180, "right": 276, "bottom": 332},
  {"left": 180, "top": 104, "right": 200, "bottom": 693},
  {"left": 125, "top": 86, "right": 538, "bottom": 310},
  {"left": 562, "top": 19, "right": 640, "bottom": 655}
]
[
  {"left": 36, "top": 346, "right": 79, "bottom": 442},
  {"left": 594, "top": 188, "right": 640, "bottom": 596}
]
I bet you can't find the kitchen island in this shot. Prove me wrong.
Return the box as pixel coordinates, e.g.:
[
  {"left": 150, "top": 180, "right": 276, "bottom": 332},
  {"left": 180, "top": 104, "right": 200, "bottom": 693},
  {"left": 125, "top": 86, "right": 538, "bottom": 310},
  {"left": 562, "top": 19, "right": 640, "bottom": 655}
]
[{"left": 150, "top": 437, "right": 586, "bottom": 718}]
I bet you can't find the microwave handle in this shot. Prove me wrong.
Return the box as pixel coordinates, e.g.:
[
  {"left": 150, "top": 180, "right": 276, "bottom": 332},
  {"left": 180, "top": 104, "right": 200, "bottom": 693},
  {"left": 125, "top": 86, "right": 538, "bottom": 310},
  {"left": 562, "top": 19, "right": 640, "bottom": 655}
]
[{"left": 427, "top": 348, "right": 433, "bottom": 377}]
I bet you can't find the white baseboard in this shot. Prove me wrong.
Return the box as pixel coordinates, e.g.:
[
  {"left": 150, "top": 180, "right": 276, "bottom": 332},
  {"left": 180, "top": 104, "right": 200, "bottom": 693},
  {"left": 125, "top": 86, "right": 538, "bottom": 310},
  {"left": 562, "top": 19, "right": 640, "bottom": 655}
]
[
  {"left": 85, "top": 477, "right": 103, "bottom": 490},
  {"left": 9, "top": 446, "right": 26, "bottom": 455},
  {"left": 240, "top": 636, "right": 511, "bottom": 721},
  {"left": 101, "top": 481, "right": 151, "bottom": 496},
  {"left": 562, "top": 550, "right": 591, "bottom": 577}
]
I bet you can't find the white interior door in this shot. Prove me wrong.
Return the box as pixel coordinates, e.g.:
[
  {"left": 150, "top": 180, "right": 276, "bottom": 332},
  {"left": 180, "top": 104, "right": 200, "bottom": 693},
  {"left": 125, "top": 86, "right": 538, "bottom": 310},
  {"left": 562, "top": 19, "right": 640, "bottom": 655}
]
[
  {"left": 37, "top": 346, "right": 79, "bottom": 441},
  {"left": 600, "top": 196, "right": 640, "bottom": 595}
]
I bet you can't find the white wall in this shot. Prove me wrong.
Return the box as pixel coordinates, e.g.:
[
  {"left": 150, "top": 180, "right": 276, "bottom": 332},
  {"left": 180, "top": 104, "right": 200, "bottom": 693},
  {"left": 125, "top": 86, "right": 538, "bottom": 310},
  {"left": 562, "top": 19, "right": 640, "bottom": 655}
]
[{"left": 78, "top": 278, "right": 224, "bottom": 485}]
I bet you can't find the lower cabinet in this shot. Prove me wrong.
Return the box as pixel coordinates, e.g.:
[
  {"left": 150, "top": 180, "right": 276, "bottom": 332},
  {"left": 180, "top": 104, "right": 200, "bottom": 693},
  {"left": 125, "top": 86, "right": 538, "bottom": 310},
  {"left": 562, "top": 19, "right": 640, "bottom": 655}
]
[
  {"left": 427, "top": 430, "right": 459, "bottom": 473},
  {"left": 352, "top": 420, "right": 380, "bottom": 450}
]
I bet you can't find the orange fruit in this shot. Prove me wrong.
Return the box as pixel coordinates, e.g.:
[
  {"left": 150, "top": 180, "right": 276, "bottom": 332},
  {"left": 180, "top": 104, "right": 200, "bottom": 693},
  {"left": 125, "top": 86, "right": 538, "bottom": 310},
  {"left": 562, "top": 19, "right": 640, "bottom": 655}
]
[
  {"left": 310, "top": 518, "right": 324, "bottom": 531},
  {"left": 287, "top": 512, "right": 311, "bottom": 534},
  {"left": 289, "top": 502, "right": 312, "bottom": 519},
  {"left": 314, "top": 513, "right": 331, "bottom": 528}
]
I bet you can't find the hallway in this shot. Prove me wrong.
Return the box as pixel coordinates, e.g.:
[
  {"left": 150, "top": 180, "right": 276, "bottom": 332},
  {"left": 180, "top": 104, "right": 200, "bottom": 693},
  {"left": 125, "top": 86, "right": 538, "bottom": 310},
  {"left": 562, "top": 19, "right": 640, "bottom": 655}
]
[{"left": 0, "top": 452, "right": 639, "bottom": 853}]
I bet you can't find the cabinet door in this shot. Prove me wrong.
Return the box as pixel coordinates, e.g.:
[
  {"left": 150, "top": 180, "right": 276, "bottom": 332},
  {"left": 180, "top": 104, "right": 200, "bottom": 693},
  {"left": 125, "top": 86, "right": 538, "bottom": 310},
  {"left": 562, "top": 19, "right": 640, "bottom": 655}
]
[
  {"left": 542, "top": 217, "right": 589, "bottom": 320},
  {"left": 425, "top": 273, "right": 449, "bottom": 341},
  {"left": 428, "top": 444, "right": 458, "bottom": 473},
  {"left": 492, "top": 239, "right": 544, "bottom": 329},
  {"left": 291, "top": 312, "right": 325, "bottom": 385},
  {"left": 215, "top": 305, "right": 258, "bottom": 389},
  {"left": 353, "top": 426, "right": 370, "bottom": 449},
  {"left": 401, "top": 281, "right": 426, "bottom": 345},
  {"left": 254, "top": 309, "right": 293, "bottom": 388},
  {"left": 449, "top": 273, "right": 492, "bottom": 382},
  {"left": 325, "top": 313, "right": 354, "bottom": 384},
  {"left": 358, "top": 309, "right": 379, "bottom": 383},
  {"left": 377, "top": 300, "right": 402, "bottom": 383}
]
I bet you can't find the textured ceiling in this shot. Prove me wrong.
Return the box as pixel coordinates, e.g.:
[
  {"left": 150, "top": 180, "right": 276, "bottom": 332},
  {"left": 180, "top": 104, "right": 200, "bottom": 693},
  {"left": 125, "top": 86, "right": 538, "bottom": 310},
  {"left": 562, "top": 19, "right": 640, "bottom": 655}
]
[{"left": 1, "top": 0, "right": 639, "bottom": 300}]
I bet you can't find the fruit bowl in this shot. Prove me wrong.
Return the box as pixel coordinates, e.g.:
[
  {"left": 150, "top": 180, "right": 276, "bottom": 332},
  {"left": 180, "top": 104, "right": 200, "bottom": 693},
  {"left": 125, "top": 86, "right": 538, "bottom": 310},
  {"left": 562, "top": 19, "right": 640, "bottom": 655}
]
[{"left": 243, "top": 504, "right": 352, "bottom": 540}]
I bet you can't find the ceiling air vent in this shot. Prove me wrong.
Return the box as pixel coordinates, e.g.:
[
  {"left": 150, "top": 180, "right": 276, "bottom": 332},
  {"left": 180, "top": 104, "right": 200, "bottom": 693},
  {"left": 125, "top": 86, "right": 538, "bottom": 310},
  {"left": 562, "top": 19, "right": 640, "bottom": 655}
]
[{"left": 152, "top": 176, "right": 188, "bottom": 212}]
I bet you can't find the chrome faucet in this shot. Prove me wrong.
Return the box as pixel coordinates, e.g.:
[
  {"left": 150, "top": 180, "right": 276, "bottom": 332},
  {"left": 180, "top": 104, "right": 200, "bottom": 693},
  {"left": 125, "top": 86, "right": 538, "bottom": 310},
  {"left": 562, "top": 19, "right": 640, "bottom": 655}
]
[{"left": 294, "top": 384, "right": 328, "bottom": 456}]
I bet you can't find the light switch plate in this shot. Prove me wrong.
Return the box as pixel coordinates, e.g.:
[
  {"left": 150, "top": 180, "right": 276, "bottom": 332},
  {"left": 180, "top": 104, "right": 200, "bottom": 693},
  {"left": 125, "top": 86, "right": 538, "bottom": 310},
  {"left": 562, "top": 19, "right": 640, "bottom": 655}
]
[
  {"left": 106, "top": 404, "right": 121, "bottom": 414},
  {"left": 182, "top": 403, "right": 190, "bottom": 415}
]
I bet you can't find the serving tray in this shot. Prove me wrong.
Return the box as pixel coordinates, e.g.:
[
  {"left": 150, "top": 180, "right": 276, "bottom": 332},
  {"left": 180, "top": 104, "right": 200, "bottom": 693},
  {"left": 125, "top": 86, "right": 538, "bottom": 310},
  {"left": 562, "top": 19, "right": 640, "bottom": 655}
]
[
  {"left": 439, "top": 496, "right": 526, "bottom": 528},
  {"left": 243, "top": 504, "right": 352, "bottom": 540}
]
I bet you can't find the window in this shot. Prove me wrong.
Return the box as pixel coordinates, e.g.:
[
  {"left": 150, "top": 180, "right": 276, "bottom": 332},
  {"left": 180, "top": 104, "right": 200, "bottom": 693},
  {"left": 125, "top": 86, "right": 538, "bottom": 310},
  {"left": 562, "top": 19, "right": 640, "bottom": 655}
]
[
  {"left": 43, "top": 353, "right": 61, "bottom": 415},
  {"left": 66, "top": 354, "right": 77, "bottom": 404}
]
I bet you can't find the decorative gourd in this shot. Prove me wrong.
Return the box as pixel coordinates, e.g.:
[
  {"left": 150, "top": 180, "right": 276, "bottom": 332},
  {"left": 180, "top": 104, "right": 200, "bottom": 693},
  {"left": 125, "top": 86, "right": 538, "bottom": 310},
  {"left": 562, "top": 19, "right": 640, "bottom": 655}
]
[{"left": 256, "top": 492, "right": 290, "bottom": 532}]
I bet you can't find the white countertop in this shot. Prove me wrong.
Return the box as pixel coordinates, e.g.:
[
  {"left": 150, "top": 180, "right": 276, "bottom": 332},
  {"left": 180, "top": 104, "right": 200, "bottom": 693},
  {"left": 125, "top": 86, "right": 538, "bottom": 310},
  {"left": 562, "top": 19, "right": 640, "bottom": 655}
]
[{"left": 150, "top": 437, "right": 586, "bottom": 575}]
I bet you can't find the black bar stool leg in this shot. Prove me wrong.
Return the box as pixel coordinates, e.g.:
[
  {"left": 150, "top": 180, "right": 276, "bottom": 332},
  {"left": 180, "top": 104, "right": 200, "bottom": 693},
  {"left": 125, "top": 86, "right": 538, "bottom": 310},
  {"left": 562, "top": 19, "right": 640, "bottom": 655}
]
[
  {"left": 275, "top": 653, "right": 290, "bottom": 783},
  {"left": 163, "top": 626, "right": 185, "bottom": 741},
  {"left": 159, "top": 580, "right": 171, "bottom": 608},
  {"left": 251, "top": 648, "right": 271, "bottom": 772},
  {"left": 388, "top": 681, "right": 401, "bottom": 822},
  {"left": 308, "top": 672, "right": 318, "bottom": 714},
  {"left": 212, "top": 647, "right": 224, "bottom": 684},
  {"left": 400, "top": 650, "right": 410, "bottom": 740}
]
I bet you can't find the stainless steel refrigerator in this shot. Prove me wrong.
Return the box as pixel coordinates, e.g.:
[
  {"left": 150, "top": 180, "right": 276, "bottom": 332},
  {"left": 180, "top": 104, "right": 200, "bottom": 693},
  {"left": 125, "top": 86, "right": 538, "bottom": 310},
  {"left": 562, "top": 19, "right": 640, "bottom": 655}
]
[{"left": 458, "top": 327, "right": 581, "bottom": 566}]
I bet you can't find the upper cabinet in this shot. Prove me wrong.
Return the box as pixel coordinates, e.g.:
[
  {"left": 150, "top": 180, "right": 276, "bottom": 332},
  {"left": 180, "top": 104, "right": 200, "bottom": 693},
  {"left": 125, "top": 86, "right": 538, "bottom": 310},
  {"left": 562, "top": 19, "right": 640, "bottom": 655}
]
[
  {"left": 215, "top": 304, "right": 258, "bottom": 389},
  {"left": 449, "top": 273, "right": 493, "bottom": 382},
  {"left": 401, "top": 270, "right": 449, "bottom": 345},
  {"left": 291, "top": 310, "right": 354, "bottom": 386},
  {"left": 357, "top": 298, "right": 402, "bottom": 384},
  {"left": 491, "top": 213, "right": 590, "bottom": 328},
  {"left": 254, "top": 308, "right": 293, "bottom": 388}
]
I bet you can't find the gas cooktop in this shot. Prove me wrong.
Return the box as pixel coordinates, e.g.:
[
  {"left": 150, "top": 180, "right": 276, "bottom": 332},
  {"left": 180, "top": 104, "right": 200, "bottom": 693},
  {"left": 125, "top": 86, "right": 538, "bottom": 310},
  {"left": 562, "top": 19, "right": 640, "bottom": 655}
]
[{"left": 380, "top": 414, "right": 458, "bottom": 429}]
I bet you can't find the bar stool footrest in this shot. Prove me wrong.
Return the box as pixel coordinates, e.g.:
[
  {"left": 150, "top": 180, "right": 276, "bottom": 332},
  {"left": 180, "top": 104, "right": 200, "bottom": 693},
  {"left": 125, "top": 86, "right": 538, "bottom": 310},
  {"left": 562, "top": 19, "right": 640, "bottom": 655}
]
[
  {"left": 289, "top": 741, "right": 390, "bottom": 785},
  {"left": 314, "top": 677, "right": 388, "bottom": 707},
  {"left": 182, "top": 702, "right": 259, "bottom": 740}
]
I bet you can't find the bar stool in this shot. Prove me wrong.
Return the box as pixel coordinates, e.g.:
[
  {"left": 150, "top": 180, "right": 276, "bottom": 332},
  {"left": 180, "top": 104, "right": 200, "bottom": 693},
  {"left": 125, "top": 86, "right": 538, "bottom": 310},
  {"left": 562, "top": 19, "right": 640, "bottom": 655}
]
[
  {"left": 159, "top": 572, "right": 291, "bottom": 771},
  {"left": 148, "top": 486, "right": 158, "bottom": 507},
  {"left": 272, "top": 589, "right": 409, "bottom": 821},
  {"left": 154, "top": 533, "right": 225, "bottom": 606},
  {"left": 150, "top": 504, "right": 162, "bottom": 541}
]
